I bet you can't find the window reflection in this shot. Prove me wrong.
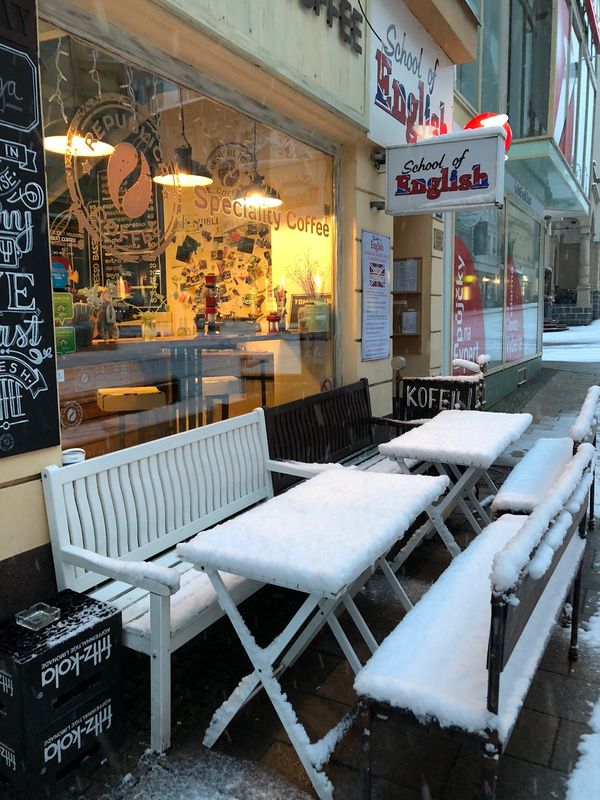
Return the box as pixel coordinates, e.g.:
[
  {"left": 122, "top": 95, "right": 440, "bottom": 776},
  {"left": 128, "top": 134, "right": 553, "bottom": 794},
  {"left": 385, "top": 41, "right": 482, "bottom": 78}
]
[{"left": 40, "top": 23, "right": 335, "bottom": 457}]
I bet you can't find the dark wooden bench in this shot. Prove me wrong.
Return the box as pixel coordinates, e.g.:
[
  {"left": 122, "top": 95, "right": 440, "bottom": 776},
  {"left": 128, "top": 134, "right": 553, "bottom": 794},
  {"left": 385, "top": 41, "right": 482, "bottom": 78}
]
[
  {"left": 354, "top": 441, "right": 594, "bottom": 799},
  {"left": 263, "top": 378, "right": 411, "bottom": 495}
]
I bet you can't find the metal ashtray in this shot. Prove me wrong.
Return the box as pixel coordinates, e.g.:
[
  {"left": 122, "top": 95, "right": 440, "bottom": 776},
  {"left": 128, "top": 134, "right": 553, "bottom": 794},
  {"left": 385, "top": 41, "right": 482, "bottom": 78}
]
[{"left": 15, "top": 603, "right": 61, "bottom": 631}]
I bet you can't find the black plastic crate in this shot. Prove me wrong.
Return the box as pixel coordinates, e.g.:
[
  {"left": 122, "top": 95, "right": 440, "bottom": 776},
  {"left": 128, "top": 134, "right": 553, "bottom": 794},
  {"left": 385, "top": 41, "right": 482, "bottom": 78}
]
[
  {"left": 0, "top": 684, "right": 121, "bottom": 798},
  {"left": 0, "top": 590, "right": 121, "bottom": 736}
]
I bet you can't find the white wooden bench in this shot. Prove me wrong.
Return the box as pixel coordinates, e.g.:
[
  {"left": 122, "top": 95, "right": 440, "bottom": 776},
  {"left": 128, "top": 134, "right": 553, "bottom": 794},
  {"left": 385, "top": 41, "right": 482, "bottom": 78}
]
[
  {"left": 41, "top": 409, "right": 314, "bottom": 754},
  {"left": 354, "top": 441, "right": 594, "bottom": 799}
]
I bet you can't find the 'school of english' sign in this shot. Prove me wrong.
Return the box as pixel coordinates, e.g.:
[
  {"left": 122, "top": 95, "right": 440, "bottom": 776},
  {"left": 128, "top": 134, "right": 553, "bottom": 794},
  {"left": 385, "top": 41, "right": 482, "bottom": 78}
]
[{"left": 385, "top": 128, "right": 506, "bottom": 216}]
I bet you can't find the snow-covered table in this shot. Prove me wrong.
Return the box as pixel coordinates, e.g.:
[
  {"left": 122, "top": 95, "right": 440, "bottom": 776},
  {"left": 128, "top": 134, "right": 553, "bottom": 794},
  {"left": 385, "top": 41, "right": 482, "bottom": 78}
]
[
  {"left": 177, "top": 468, "right": 449, "bottom": 800},
  {"left": 379, "top": 409, "right": 532, "bottom": 562}
]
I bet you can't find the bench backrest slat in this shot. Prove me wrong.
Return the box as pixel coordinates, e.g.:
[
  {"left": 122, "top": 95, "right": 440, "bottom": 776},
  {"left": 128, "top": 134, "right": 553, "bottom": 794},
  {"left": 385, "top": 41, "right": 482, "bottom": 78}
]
[
  {"left": 264, "top": 379, "right": 373, "bottom": 494},
  {"left": 499, "top": 510, "right": 583, "bottom": 670},
  {"left": 43, "top": 410, "right": 272, "bottom": 593},
  {"left": 486, "top": 443, "right": 593, "bottom": 710}
]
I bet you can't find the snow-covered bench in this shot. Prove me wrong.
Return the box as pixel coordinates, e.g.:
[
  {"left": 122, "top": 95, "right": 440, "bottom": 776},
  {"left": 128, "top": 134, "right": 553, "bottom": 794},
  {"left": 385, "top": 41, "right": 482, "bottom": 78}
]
[
  {"left": 354, "top": 441, "right": 594, "bottom": 800},
  {"left": 492, "top": 384, "right": 599, "bottom": 525},
  {"left": 41, "top": 409, "right": 310, "bottom": 754},
  {"left": 264, "top": 371, "right": 485, "bottom": 496},
  {"left": 491, "top": 436, "right": 575, "bottom": 516},
  {"left": 263, "top": 379, "right": 416, "bottom": 495}
]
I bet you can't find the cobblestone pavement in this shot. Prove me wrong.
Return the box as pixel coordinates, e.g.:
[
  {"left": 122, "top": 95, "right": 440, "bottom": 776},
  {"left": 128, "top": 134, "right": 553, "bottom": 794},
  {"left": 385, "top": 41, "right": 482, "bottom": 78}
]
[{"left": 4, "top": 366, "right": 599, "bottom": 800}]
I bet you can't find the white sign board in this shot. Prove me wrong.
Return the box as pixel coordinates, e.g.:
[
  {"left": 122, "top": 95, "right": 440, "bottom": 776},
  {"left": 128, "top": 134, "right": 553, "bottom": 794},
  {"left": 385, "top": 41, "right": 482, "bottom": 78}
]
[
  {"left": 361, "top": 230, "right": 391, "bottom": 361},
  {"left": 368, "top": 0, "right": 454, "bottom": 148},
  {"left": 386, "top": 128, "right": 506, "bottom": 216}
]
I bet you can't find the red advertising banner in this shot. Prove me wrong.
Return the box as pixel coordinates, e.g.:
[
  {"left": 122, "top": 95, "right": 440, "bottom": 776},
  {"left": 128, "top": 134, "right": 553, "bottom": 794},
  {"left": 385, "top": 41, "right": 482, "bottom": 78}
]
[
  {"left": 504, "top": 256, "right": 524, "bottom": 362},
  {"left": 452, "top": 236, "right": 486, "bottom": 371}
]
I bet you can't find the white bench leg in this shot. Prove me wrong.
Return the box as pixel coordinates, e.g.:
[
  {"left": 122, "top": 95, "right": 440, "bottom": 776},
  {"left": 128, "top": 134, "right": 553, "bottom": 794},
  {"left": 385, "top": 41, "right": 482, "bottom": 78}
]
[{"left": 150, "top": 593, "right": 171, "bottom": 753}]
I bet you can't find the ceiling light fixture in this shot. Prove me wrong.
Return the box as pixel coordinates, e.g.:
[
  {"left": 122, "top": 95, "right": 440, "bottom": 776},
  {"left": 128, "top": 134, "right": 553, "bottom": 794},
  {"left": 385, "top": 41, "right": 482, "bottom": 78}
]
[
  {"left": 234, "top": 122, "right": 282, "bottom": 209},
  {"left": 44, "top": 133, "right": 115, "bottom": 157},
  {"left": 153, "top": 92, "right": 213, "bottom": 188}
]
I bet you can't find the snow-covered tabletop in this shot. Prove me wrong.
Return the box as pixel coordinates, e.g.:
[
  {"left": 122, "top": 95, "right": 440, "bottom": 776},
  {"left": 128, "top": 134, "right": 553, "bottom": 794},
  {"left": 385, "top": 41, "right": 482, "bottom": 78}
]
[
  {"left": 379, "top": 409, "right": 532, "bottom": 469},
  {"left": 177, "top": 469, "right": 449, "bottom": 598}
]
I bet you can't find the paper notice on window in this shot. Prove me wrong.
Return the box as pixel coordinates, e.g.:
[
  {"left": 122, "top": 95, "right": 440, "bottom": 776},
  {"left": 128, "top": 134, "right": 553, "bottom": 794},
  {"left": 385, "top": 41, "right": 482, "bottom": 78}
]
[
  {"left": 361, "top": 230, "right": 391, "bottom": 361},
  {"left": 393, "top": 259, "right": 419, "bottom": 292},
  {"left": 401, "top": 310, "right": 418, "bottom": 334}
]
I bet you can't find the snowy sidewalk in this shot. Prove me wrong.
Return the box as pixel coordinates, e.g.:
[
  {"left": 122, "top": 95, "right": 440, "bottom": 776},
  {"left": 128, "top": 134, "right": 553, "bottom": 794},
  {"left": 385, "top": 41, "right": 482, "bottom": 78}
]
[{"left": 5, "top": 364, "right": 599, "bottom": 800}]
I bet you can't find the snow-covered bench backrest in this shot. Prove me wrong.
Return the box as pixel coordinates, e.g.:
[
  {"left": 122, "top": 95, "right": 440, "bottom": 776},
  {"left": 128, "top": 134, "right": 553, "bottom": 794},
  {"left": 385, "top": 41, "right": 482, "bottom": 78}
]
[
  {"left": 570, "top": 385, "right": 600, "bottom": 445},
  {"left": 492, "top": 442, "right": 594, "bottom": 597},
  {"left": 42, "top": 409, "right": 273, "bottom": 594}
]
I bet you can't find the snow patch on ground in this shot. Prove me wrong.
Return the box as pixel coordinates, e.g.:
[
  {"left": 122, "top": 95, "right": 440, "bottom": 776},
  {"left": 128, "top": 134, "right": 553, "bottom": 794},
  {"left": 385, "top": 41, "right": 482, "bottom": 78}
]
[
  {"left": 97, "top": 749, "right": 311, "bottom": 800},
  {"left": 543, "top": 321, "right": 600, "bottom": 363}
]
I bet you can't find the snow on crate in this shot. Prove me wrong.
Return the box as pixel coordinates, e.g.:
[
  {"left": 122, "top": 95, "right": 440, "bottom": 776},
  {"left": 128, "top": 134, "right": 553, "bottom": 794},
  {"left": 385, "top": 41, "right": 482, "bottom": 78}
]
[{"left": 177, "top": 469, "right": 449, "bottom": 597}]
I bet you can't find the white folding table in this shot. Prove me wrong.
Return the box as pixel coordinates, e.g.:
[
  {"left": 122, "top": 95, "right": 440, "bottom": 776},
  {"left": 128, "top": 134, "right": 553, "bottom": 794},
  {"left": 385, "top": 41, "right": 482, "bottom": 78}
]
[
  {"left": 177, "top": 468, "right": 449, "bottom": 800},
  {"left": 379, "top": 409, "right": 532, "bottom": 567}
]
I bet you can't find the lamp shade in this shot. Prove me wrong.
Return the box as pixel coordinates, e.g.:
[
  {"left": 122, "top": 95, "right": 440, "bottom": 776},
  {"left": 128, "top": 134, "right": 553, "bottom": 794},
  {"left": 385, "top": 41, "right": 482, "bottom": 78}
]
[
  {"left": 153, "top": 145, "right": 213, "bottom": 187},
  {"left": 235, "top": 172, "right": 282, "bottom": 208},
  {"left": 44, "top": 134, "right": 115, "bottom": 157},
  {"left": 464, "top": 113, "right": 512, "bottom": 153}
]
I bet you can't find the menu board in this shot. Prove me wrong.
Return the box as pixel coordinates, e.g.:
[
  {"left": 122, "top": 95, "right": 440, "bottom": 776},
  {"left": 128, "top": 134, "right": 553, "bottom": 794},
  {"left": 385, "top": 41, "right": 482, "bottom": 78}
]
[{"left": 0, "top": 1, "right": 60, "bottom": 457}]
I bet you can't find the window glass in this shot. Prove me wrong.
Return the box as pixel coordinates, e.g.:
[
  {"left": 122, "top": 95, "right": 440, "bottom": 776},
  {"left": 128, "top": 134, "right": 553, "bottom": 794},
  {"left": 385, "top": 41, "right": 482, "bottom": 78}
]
[
  {"left": 453, "top": 208, "right": 505, "bottom": 369},
  {"left": 508, "top": 0, "right": 551, "bottom": 138},
  {"left": 575, "top": 56, "right": 588, "bottom": 184},
  {"left": 504, "top": 201, "right": 541, "bottom": 362},
  {"left": 481, "top": 0, "right": 502, "bottom": 112},
  {"left": 40, "top": 23, "right": 335, "bottom": 457}
]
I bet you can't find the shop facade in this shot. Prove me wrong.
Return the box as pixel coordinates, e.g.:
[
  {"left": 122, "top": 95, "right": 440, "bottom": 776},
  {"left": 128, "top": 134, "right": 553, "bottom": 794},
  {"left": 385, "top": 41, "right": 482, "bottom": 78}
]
[
  {"left": 451, "top": 0, "right": 598, "bottom": 404},
  {"left": 0, "top": 0, "right": 477, "bottom": 611}
]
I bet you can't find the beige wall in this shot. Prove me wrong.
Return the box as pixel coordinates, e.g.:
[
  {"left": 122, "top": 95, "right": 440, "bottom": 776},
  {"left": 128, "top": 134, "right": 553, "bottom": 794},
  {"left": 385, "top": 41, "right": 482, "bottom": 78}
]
[
  {"left": 0, "top": 447, "right": 60, "bottom": 561},
  {"left": 154, "top": 0, "right": 368, "bottom": 127}
]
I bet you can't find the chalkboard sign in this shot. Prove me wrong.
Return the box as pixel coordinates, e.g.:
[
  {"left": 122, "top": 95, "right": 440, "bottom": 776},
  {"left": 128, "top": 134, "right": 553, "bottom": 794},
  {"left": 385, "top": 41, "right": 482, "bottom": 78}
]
[
  {"left": 401, "top": 377, "right": 483, "bottom": 421},
  {"left": 0, "top": 1, "right": 60, "bottom": 457}
]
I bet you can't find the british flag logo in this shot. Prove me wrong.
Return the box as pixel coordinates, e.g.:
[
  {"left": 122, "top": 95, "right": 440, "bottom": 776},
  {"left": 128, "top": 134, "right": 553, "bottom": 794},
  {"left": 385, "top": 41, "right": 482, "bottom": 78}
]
[{"left": 369, "top": 262, "right": 386, "bottom": 288}]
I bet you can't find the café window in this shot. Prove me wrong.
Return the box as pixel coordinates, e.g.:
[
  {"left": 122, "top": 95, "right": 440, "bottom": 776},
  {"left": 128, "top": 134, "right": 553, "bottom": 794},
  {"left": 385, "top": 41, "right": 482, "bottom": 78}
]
[{"left": 39, "top": 23, "right": 335, "bottom": 457}]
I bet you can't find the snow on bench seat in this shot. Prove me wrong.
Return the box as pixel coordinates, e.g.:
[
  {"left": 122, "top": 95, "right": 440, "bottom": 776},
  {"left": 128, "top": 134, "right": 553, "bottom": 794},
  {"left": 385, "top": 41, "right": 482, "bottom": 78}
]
[
  {"left": 116, "top": 566, "right": 259, "bottom": 638},
  {"left": 491, "top": 437, "right": 574, "bottom": 516},
  {"left": 354, "top": 514, "right": 586, "bottom": 742},
  {"left": 354, "top": 515, "right": 525, "bottom": 738}
]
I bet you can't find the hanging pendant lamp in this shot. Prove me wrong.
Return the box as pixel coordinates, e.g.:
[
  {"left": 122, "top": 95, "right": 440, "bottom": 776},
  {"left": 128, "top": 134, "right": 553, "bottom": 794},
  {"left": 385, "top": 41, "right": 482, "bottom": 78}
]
[
  {"left": 153, "top": 93, "right": 213, "bottom": 187},
  {"left": 234, "top": 123, "right": 282, "bottom": 209},
  {"left": 44, "top": 133, "right": 115, "bottom": 157}
]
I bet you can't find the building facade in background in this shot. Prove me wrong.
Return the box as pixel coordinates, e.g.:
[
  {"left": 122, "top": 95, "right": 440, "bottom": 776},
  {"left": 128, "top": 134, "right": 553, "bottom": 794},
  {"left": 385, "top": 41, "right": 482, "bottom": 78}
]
[{"left": 452, "top": 0, "right": 598, "bottom": 403}]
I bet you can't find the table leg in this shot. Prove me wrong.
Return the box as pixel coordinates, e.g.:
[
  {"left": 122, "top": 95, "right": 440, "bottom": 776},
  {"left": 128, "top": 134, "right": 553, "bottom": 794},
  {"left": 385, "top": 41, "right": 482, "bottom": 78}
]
[
  {"left": 445, "top": 463, "right": 492, "bottom": 528},
  {"left": 442, "top": 464, "right": 485, "bottom": 532},
  {"left": 376, "top": 556, "right": 412, "bottom": 611},
  {"left": 203, "top": 570, "right": 352, "bottom": 800}
]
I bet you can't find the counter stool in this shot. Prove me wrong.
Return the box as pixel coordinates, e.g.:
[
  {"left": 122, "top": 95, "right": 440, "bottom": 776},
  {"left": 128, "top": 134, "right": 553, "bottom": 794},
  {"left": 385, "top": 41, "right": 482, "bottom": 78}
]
[
  {"left": 201, "top": 376, "right": 242, "bottom": 424},
  {"left": 97, "top": 386, "right": 166, "bottom": 449}
]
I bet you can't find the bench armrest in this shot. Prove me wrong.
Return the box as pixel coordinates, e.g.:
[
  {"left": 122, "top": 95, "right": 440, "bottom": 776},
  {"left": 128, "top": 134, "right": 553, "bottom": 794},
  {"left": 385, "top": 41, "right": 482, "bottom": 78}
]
[
  {"left": 61, "top": 545, "right": 181, "bottom": 596},
  {"left": 264, "top": 458, "right": 337, "bottom": 479},
  {"left": 370, "top": 416, "right": 425, "bottom": 432}
]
